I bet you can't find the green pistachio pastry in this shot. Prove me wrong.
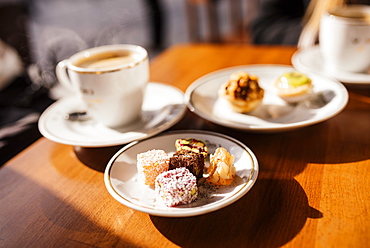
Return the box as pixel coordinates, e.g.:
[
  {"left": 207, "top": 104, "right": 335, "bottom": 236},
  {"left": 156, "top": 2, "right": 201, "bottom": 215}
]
[{"left": 275, "top": 71, "right": 313, "bottom": 103}]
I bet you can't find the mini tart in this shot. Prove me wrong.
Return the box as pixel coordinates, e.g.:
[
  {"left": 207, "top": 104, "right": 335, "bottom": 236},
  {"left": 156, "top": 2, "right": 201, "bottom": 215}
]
[
  {"left": 275, "top": 71, "right": 313, "bottom": 103},
  {"left": 219, "top": 71, "right": 264, "bottom": 113}
]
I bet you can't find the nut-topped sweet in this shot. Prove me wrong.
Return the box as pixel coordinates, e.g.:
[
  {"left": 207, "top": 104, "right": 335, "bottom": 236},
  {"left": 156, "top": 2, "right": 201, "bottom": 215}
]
[
  {"left": 175, "top": 138, "right": 208, "bottom": 158},
  {"left": 207, "top": 147, "right": 236, "bottom": 186},
  {"left": 219, "top": 71, "right": 264, "bottom": 113}
]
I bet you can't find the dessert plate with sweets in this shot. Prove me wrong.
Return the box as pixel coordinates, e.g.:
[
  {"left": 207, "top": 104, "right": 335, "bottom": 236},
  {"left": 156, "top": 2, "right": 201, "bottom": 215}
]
[
  {"left": 185, "top": 65, "right": 348, "bottom": 132},
  {"left": 104, "top": 130, "right": 258, "bottom": 217}
]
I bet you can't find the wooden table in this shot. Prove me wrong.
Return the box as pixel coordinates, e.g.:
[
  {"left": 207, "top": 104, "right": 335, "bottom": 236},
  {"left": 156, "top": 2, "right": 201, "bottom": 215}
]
[{"left": 1, "top": 44, "right": 370, "bottom": 248}]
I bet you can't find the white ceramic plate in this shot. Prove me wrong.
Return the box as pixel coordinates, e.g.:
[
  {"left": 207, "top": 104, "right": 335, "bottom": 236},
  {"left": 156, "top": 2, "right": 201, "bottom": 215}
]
[
  {"left": 292, "top": 46, "right": 370, "bottom": 85},
  {"left": 104, "top": 130, "right": 259, "bottom": 217},
  {"left": 38, "top": 82, "right": 186, "bottom": 147},
  {"left": 185, "top": 65, "right": 348, "bottom": 132}
]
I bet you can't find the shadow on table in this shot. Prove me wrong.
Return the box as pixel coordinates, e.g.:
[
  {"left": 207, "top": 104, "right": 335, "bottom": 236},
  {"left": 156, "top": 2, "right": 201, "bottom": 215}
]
[
  {"left": 0, "top": 168, "right": 133, "bottom": 247},
  {"left": 72, "top": 145, "right": 124, "bottom": 172},
  {"left": 174, "top": 106, "right": 369, "bottom": 171},
  {"left": 199, "top": 117, "right": 369, "bottom": 167},
  {"left": 151, "top": 178, "right": 322, "bottom": 248}
]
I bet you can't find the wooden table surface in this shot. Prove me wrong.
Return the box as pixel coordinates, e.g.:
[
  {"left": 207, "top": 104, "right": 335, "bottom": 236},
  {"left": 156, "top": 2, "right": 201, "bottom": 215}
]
[{"left": 1, "top": 44, "right": 370, "bottom": 248}]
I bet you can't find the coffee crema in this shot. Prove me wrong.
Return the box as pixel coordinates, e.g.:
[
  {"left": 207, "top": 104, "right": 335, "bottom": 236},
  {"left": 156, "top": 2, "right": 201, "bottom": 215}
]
[
  {"left": 73, "top": 51, "right": 141, "bottom": 69},
  {"left": 329, "top": 6, "right": 370, "bottom": 22}
]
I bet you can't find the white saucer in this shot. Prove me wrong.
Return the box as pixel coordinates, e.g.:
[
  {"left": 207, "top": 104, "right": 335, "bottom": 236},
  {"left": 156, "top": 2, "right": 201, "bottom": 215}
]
[
  {"left": 104, "top": 130, "right": 259, "bottom": 217},
  {"left": 185, "top": 65, "right": 348, "bottom": 133},
  {"left": 292, "top": 46, "right": 370, "bottom": 85},
  {"left": 38, "top": 82, "right": 186, "bottom": 147}
]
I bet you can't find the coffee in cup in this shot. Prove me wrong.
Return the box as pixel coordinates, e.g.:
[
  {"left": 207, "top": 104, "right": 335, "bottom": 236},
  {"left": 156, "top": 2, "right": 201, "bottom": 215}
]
[
  {"left": 56, "top": 44, "right": 149, "bottom": 128},
  {"left": 73, "top": 50, "right": 139, "bottom": 69},
  {"left": 319, "top": 5, "right": 370, "bottom": 73}
]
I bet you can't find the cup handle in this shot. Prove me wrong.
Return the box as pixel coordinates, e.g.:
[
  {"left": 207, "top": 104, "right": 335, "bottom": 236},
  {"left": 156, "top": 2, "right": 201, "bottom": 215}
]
[{"left": 56, "top": 59, "right": 74, "bottom": 90}]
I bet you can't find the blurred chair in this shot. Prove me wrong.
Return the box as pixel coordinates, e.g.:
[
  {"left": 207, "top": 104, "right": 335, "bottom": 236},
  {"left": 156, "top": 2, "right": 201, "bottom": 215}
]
[
  {"left": 0, "top": 2, "right": 31, "bottom": 65},
  {"left": 144, "top": 0, "right": 165, "bottom": 50},
  {"left": 185, "top": 0, "right": 258, "bottom": 43}
]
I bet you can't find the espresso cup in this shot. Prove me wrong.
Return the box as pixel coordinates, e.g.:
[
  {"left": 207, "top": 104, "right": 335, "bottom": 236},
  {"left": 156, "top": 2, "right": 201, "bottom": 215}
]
[
  {"left": 56, "top": 44, "right": 149, "bottom": 127},
  {"left": 319, "top": 5, "right": 370, "bottom": 73}
]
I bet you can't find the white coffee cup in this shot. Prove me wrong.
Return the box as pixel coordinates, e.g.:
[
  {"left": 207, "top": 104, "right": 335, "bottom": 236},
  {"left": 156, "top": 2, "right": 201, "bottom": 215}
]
[
  {"left": 56, "top": 44, "right": 149, "bottom": 127},
  {"left": 319, "top": 5, "right": 370, "bottom": 73}
]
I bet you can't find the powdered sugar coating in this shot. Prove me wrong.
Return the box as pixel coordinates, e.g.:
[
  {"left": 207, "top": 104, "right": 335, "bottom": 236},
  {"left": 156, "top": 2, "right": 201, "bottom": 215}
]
[
  {"left": 155, "top": 167, "right": 198, "bottom": 207},
  {"left": 137, "top": 149, "right": 169, "bottom": 186}
]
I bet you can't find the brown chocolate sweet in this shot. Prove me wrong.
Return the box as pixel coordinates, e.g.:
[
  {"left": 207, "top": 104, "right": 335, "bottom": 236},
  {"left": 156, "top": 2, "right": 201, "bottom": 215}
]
[{"left": 169, "top": 150, "right": 204, "bottom": 179}]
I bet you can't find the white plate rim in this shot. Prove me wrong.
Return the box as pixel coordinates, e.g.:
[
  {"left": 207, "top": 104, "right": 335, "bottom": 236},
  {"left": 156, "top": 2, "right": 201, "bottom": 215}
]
[
  {"left": 184, "top": 64, "right": 349, "bottom": 132},
  {"left": 104, "top": 130, "right": 259, "bottom": 217},
  {"left": 292, "top": 46, "right": 370, "bottom": 84},
  {"left": 38, "top": 82, "right": 186, "bottom": 147}
]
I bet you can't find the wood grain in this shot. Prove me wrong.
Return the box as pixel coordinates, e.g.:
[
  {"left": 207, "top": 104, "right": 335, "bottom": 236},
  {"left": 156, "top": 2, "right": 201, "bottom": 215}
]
[{"left": 1, "top": 44, "right": 369, "bottom": 248}]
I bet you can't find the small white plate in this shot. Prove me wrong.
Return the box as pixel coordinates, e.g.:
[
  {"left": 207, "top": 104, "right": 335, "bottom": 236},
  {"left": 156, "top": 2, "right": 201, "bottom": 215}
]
[
  {"left": 38, "top": 82, "right": 186, "bottom": 147},
  {"left": 292, "top": 46, "right": 370, "bottom": 85},
  {"left": 185, "top": 65, "right": 348, "bottom": 132},
  {"left": 104, "top": 130, "right": 258, "bottom": 217}
]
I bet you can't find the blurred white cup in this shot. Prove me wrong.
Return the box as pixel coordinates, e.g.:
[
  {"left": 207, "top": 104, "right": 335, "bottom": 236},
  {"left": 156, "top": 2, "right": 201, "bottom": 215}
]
[
  {"left": 56, "top": 44, "right": 149, "bottom": 128},
  {"left": 319, "top": 5, "right": 370, "bottom": 73}
]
